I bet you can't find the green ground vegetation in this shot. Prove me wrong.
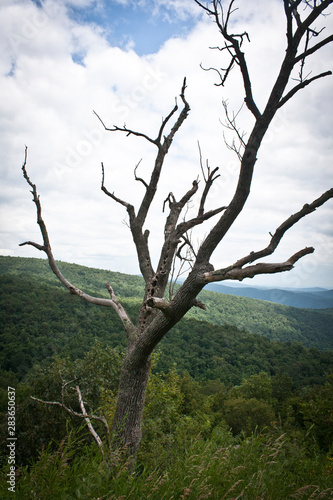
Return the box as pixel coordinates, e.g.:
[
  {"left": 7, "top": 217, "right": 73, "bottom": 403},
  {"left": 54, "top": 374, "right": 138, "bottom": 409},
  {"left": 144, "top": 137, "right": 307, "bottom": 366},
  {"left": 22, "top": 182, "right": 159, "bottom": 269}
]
[
  {"left": 0, "top": 256, "right": 332, "bottom": 497},
  {"left": 0, "top": 343, "right": 332, "bottom": 498}
]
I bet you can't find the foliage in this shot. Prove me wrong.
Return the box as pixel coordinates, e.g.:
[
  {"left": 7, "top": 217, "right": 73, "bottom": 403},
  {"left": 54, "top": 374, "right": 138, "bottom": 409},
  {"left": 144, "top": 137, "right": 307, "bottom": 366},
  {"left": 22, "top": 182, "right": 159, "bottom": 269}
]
[
  {"left": 188, "top": 288, "right": 333, "bottom": 350},
  {"left": 0, "top": 342, "right": 122, "bottom": 466},
  {"left": 1, "top": 257, "right": 332, "bottom": 380},
  {"left": 1, "top": 339, "right": 332, "bottom": 497},
  {"left": 159, "top": 319, "right": 333, "bottom": 388},
  {"left": 1, "top": 257, "right": 332, "bottom": 395}
]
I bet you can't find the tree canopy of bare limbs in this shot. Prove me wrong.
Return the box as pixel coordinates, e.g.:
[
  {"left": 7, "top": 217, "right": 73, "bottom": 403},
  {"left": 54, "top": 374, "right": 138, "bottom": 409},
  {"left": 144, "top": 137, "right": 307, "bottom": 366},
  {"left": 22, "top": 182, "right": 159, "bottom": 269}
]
[{"left": 21, "top": 0, "right": 333, "bottom": 464}]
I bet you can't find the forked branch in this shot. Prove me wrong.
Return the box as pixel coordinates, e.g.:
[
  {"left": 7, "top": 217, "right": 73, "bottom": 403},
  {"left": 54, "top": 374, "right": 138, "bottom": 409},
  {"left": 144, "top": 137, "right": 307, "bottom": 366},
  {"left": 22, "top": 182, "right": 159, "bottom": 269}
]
[
  {"left": 196, "top": 0, "right": 261, "bottom": 119},
  {"left": 31, "top": 374, "right": 108, "bottom": 456},
  {"left": 98, "top": 79, "right": 191, "bottom": 286},
  {"left": 20, "top": 148, "right": 135, "bottom": 337},
  {"left": 204, "top": 188, "right": 333, "bottom": 283},
  {"left": 205, "top": 247, "right": 314, "bottom": 282},
  {"left": 197, "top": 142, "right": 221, "bottom": 217}
]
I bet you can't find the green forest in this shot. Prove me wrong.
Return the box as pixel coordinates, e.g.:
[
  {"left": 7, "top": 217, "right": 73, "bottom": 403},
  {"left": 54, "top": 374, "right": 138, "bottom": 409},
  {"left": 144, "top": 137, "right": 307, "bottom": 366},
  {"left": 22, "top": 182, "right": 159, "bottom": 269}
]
[{"left": 1, "top": 256, "right": 333, "bottom": 498}]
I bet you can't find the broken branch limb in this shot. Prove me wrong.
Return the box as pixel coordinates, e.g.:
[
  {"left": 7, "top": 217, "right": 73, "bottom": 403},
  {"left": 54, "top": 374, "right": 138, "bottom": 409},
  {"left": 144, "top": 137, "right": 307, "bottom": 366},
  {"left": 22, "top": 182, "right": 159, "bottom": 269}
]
[
  {"left": 134, "top": 159, "right": 148, "bottom": 189},
  {"left": 204, "top": 247, "right": 314, "bottom": 282},
  {"left": 203, "top": 188, "right": 333, "bottom": 283},
  {"left": 232, "top": 188, "right": 333, "bottom": 270},
  {"left": 75, "top": 385, "right": 105, "bottom": 456},
  {"left": 30, "top": 389, "right": 108, "bottom": 457},
  {"left": 146, "top": 297, "right": 174, "bottom": 319}
]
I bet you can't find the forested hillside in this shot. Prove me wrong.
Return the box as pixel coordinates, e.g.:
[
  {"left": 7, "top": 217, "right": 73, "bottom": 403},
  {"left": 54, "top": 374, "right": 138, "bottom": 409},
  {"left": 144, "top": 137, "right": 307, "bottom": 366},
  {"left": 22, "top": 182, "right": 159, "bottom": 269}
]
[
  {"left": 1, "top": 255, "right": 332, "bottom": 357},
  {"left": 0, "top": 255, "right": 332, "bottom": 387},
  {"left": 1, "top": 255, "right": 333, "bottom": 497}
]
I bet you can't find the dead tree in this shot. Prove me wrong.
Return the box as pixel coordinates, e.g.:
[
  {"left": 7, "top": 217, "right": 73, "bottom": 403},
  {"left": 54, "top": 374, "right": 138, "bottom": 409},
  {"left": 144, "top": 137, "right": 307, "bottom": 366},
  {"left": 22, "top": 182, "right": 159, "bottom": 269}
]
[
  {"left": 21, "top": 0, "right": 333, "bottom": 462},
  {"left": 31, "top": 371, "right": 109, "bottom": 457}
]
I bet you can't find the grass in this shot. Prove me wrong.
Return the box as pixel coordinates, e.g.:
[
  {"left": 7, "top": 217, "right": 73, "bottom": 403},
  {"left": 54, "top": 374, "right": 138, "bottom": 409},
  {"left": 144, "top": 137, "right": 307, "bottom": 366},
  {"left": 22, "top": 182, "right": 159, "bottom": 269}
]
[{"left": 1, "top": 427, "right": 332, "bottom": 499}]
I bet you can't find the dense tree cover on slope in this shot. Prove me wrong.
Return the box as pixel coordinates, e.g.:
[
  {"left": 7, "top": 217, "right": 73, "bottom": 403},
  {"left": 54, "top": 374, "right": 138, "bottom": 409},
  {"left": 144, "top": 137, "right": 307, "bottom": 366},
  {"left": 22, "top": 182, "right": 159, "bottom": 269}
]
[
  {"left": 1, "top": 260, "right": 333, "bottom": 387},
  {"left": 1, "top": 256, "right": 332, "bottom": 362},
  {"left": 0, "top": 342, "right": 332, "bottom": 498},
  {"left": 188, "top": 290, "right": 333, "bottom": 350}
]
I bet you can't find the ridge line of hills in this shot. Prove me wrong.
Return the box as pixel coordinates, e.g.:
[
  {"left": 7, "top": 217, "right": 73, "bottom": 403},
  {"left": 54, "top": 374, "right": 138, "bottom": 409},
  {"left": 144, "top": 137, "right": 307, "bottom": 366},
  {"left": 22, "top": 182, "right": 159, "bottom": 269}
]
[
  {"left": 0, "top": 255, "right": 332, "bottom": 353},
  {"left": 204, "top": 282, "right": 333, "bottom": 309},
  {"left": 0, "top": 256, "right": 332, "bottom": 387}
]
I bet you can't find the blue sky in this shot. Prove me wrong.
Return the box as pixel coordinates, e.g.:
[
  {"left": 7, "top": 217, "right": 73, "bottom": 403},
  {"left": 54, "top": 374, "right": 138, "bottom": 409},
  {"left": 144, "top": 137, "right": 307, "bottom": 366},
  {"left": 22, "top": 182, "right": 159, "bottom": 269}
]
[
  {"left": 67, "top": 1, "right": 197, "bottom": 56},
  {"left": 0, "top": 0, "right": 332, "bottom": 288}
]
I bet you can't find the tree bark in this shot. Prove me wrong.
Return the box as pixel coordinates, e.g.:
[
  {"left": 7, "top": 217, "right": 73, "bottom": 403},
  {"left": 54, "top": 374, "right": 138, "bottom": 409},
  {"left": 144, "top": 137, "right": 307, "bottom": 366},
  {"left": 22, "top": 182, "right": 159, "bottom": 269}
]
[{"left": 110, "top": 348, "right": 152, "bottom": 462}]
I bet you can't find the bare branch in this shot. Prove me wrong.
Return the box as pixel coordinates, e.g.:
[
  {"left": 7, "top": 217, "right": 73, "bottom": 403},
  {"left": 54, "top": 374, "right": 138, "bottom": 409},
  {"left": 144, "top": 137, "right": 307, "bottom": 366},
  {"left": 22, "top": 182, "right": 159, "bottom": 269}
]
[
  {"left": 94, "top": 78, "right": 189, "bottom": 152},
  {"left": 168, "top": 232, "right": 196, "bottom": 301},
  {"left": 204, "top": 247, "right": 314, "bottom": 282},
  {"left": 135, "top": 78, "right": 190, "bottom": 229},
  {"left": 294, "top": 34, "right": 333, "bottom": 63},
  {"left": 93, "top": 110, "right": 158, "bottom": 146},
  {"left": 176, "top": 205, "right": 227, "bottom": 237},
  {"left": 293, "top": 0, "right": 333, "bottom": 45},
  {"left": 105, "top": 282, "right": 137, "bottom": 340},
  {"left": 194, "top": 1, "right": 332, "bottom": 267},
  {"left": 197, "top": 142, "right": 221, "bottom": 217},
  {"left": 31, "top": 395, "right": 81, "bottom": 415},
  {"left": 204, "top": 188, "right": 333, "bottom": 283},
  {"left": 101, "top": 164, "right": 154, "bottom": 284},
  {"left": 234, "top": 188, "right": 333, "bottom": 268},
  {"left": 193, "top": 0, "right": 215, "bottom": 15},
  {"left": 278, "top": 70, "right": 332, "bottom": 108},
  {"left": 20, "top": 149, "right": 136, "bottom": 336},
  {"left": 59, "top": 370, "right": 78, "bottom": 407},
  {"left": 221, "top": 100, "right": 246, "bottom": 161},
  {"left": 75, "top": 385, "right": 105, "bottom": 456},
  {"left": 162, "top": 181, "right": 199, "bottom": 242},
  {"left": 200, "top": 61, "right": 234, "bottom": 87},
  {"left": 163, "top": 192, "right": 176, "bottom": 213},
  {"left": 198, "top": 0, "right": 261, "bottom": 118},
  {"left": 156, "top": 100, "right": 179, "bottom": 146},
  {"left": 134, "top": 159, "right": 148, "bottom": 189},
  {"left": 101, "top": 162, "right": 135, "bottom": 215},
  {"left": 179, "top": 234, "right": 197, "bottom": 261}
]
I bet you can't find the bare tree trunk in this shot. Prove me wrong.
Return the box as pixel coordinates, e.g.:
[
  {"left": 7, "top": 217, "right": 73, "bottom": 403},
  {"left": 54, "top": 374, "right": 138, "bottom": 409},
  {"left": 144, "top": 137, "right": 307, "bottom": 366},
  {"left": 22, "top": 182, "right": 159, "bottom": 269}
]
[{"left": 110, "top": 349, "right": 152, "bottom": 461}]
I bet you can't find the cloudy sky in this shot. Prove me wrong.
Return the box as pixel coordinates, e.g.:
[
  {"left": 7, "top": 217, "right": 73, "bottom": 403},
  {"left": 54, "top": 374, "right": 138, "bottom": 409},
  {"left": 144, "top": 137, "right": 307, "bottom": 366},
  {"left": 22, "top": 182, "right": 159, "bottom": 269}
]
[{"left": 1, "top": 0, "right": 332, "bottom": 289}]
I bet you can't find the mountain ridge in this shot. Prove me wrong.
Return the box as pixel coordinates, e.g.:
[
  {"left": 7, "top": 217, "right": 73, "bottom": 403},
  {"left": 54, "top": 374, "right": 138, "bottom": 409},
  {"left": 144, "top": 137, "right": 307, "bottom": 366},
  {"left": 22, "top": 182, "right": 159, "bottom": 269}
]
[
  {"left": 0, "top": 255, "right": 332, "bottom": 352},
  {"left": 204, "top": 282, "right": 333, "bottom": 309}
]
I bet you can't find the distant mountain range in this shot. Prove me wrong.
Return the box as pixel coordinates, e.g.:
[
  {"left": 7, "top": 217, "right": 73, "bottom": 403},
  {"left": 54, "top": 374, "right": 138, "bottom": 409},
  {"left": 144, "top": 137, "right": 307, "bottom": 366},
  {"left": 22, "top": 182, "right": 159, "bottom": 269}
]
[{"left": 204, "top": 283, "right": 333, "bottom": 309}]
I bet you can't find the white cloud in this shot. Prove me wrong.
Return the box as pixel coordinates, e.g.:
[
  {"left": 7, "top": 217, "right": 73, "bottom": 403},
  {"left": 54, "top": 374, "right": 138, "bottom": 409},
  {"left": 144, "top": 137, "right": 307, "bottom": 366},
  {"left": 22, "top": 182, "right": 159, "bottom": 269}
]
[
  {"left": 0, "top": 0, "right": 332, "bottom": 287},
  {"left": 112, "top": 0, "right": 202, "bottom": 20}
]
